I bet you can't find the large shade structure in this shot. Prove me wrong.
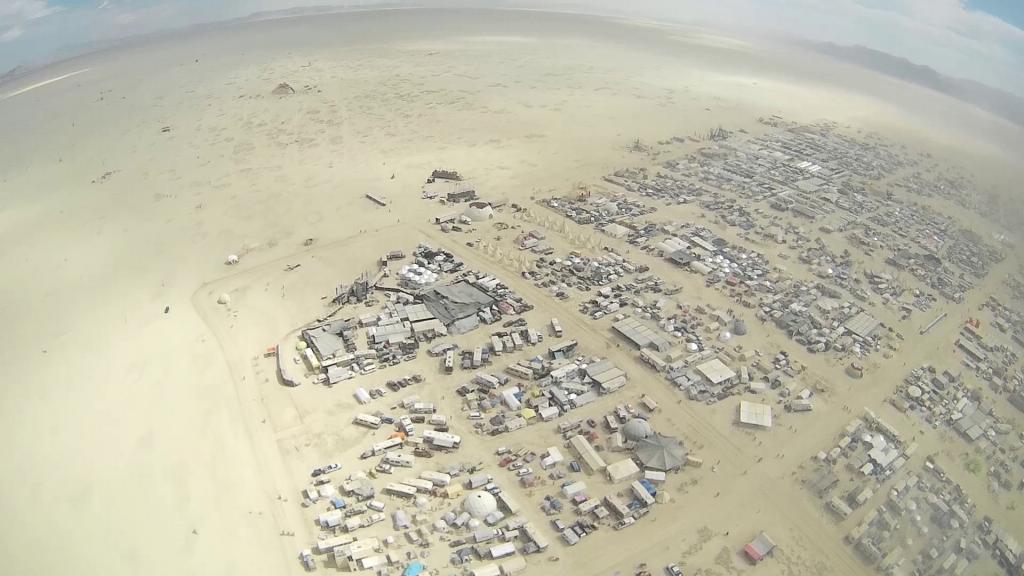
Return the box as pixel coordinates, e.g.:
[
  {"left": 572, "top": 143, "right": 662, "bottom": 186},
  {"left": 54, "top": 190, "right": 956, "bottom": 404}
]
[{"left": 634, "top": 435, "right": 687, "bottom": 471}]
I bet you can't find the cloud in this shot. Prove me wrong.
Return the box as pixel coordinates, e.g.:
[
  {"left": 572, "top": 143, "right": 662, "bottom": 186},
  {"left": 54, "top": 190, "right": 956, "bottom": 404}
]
[
  {"left": 1, "top": 25, "right": 23, "bottom": 42},
  {"left": 0, "top": 0, "right": 63, "bottom": 42}
]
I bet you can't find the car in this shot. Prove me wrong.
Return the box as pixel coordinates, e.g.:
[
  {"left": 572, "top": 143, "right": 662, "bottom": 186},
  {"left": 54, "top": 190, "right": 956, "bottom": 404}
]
[
  {"left": 569, "top": 461, "right": 581, "bottom": 473},
  {"left": 509, "top": 461, "right": 523, "bottom": 470},
  {"left": 380, "top": 415, "right": 395, "bottom": 425},
  {"left": 551, "top": 519, "right": 567, "bottom": 532},
  {"left": 665, "top": 564, "right": 683, "bottom": 576},
  {"left": 311, "top": 463, "right": 341, "bottom": 477},
  {"left": 586, "top": 418, "right": 597, "bottom": 428},
  {"left": 387, "top": 381, "right": 401, "bottom": 391},
  {"left": 613, "top": 517, "right": 636, "bottom": 530},
  {"left": 516, "top": 467, "right": 532, "bottom": 477},
  {"left": 495, "top": 446, "right": 510, "bottom": 455}
]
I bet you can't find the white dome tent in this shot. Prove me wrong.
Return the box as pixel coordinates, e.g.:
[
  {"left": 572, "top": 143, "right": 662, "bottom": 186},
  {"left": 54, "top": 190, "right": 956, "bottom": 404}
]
[
  {"left": 621, "top": 418, "right": 654, "bottom": 442},
  {"left": 398, "top": 264, "right": 438, "bottom": 288},
  {"left": 462, "top": 491, "right": 498, "bottom": 519},
  {"left": 462, "top": 201, "right": 495, "bottom": 222}
]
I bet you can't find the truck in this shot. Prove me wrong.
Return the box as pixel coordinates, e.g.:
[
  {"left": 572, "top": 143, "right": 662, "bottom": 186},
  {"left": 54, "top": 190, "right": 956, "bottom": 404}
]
[
  {"left": 557, "top": 419, "right": 582, "bottom": 434},
  {"left": 444, "top": 350, "right": 455, "bottom": 374},
  {"left": 604, "top": 414, "right": 620, "bottom": 432},
  {"left": 551, "top": 318, "right": 563, "bottom": 338}
]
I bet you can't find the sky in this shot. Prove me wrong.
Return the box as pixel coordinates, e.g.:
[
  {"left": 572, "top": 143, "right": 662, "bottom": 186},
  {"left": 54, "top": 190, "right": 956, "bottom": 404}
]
[{"left": 1, "top": 0, "right": 1022, "bottom": 95}]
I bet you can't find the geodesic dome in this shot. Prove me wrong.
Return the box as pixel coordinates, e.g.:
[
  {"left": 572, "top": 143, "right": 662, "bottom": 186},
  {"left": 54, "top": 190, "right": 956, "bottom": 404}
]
[
  {"left": 621, "top": 418, "right": 654, "bottom": 442},
  {"left": 463, "top": 202, "right": 494, "bottom": 222},
  {"left": 462, "top": 491, "right": 498, "bottom": 519}
]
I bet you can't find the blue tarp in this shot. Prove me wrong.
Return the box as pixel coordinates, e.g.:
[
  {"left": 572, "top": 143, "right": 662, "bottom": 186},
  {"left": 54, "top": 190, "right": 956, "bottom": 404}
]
[
  {"left": 330, "top": 496, "right": 346, "bottom": 509},
  {"left": 639, "top": 479, "right": 657, "bottom": 496},
  {"left": 403, "top": 562, "right": 426, "bottom": 576}
]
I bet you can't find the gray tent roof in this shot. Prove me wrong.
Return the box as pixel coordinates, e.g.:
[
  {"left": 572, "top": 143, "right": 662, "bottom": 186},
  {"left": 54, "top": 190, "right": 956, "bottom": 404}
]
[
  {"left": 421, "top": 281, "right": 495, "bottom": 326},
  {"left": 635, "top": 434, "right": 687, "bottom": 471}
]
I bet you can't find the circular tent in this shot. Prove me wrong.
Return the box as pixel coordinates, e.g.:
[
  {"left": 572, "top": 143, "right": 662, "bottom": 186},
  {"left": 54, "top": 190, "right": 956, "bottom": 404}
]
[
  {"left": 463, "top": 202, "right": 495, "bottom": 222},
  {"left": 635, "top": 435, "right": 687, "bottom": 471},
  {"left": 621, "top": 418, "right": 654, "bottom": 442},
  {"left": 462, "top": 491, "right": 498, "bottom": 519}
]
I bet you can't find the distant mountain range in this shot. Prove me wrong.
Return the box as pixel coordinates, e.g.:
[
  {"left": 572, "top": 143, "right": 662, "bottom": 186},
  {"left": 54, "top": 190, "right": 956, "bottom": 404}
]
[
  {"left": 0, "top": 65, "right": 29, "bottom": 85},
  {"left": 809, "top": 41, "right": 1024, "bottom": 127}
]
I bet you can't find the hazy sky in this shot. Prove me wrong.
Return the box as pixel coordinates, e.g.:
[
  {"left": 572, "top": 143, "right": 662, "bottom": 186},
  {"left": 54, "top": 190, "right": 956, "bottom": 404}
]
[{"left": 1, "top": 0, "right": 1022, "bottom": 95}]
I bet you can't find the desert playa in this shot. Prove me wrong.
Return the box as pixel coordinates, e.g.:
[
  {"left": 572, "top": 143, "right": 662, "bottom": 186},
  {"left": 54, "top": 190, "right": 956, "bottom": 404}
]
[{"left": 1, "top": 8, "right": 1022, "bottom": 576}]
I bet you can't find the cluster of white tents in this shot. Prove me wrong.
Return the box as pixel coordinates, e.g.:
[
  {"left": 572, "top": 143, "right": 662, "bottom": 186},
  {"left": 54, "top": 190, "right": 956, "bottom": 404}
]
[{"left": 399, "top": 264, "right": 438, "bottom": 287}]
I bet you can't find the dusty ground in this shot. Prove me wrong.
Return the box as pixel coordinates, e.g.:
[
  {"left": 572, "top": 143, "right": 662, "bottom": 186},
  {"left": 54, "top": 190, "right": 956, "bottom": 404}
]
[{"left": 1, "top": 8, "right": 1022, "bottom": 576}]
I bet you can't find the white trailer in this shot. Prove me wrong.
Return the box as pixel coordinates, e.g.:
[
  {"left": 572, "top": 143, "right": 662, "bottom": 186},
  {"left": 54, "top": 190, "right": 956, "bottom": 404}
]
[
  {"left": 411, "top": 402, "right": 436, "bottom": 414},
  {"left": 423, "top": 429, "right": 462, "bottom": 448},
  {"left": 489, "top": 542, "right": 516, "bottom": 559},
  {"left": 303, "top": 347, "right": 321, "bottom": 370},
  {"left": 420, "top": 470, "right": 452, "bottom": 487},
  {"left": 354, "top": 387, "right": 372, "bottom": 405},
  {"left": 354, "top": 413, "right": 382, "bottom": 429},
  {"left": 402, "top": 478, "right": 435, "bottom": 493},
  {"left": 538, "top": 406, "right": 559, "bottom": 421},
  {"left": 371, "top": 437, "right": 404, "bottom": 454},
  {"left": 385, "top": 483, "right": 418, "bottom": 498},
  {"left": 384, "top": 453, "right": 415, "bottom": 468}
]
